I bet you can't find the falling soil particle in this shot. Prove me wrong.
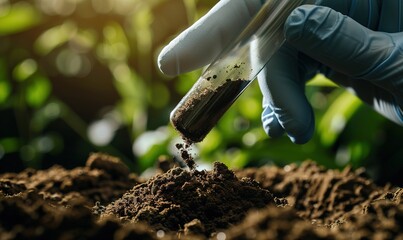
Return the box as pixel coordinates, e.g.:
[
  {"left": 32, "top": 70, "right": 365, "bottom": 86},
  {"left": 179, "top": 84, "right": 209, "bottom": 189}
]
[
  {"left": 171, "top": 79, "right": 250, "bottom": 143},
  {"left": 175, "top": 142, "right": 196, "bottom": 170}
]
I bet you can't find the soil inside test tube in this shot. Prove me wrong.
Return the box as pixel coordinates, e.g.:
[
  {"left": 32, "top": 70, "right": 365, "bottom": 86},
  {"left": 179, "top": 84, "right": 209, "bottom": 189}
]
[{"left": 171, "top": 79, "right": 251, "bottom": 143}]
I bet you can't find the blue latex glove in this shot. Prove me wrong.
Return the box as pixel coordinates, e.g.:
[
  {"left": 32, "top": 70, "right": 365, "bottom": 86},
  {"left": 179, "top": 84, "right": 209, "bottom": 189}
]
[
  {"left": 260, "top": 1, "right": 403, "bottom": 143},
  {"left": 158, "top": 0, "right": 403, "bottom": 144}
]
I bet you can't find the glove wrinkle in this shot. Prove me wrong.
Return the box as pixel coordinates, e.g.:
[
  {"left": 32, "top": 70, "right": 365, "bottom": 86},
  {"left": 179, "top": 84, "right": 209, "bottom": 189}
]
[
  {"left": 285, "top": 6, "right": 338, "bottom": 46},
  {"left": 373, "top": 95, "right": 403, "bottom": 124},
  {"left": 394, "top": 104, "right": 403, "bottom": 124},
  {"left": 261, "top": 103, "right": 284, "bottom": 138},
  {"left": 379, "top": 1, "right": 403, "bottom": 32}
]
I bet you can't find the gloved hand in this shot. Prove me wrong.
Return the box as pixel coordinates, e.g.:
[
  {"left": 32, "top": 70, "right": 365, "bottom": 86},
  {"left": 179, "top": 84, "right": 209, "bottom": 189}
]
[{"left": 158, "top": 0, "right": 403, "bottom": 144}]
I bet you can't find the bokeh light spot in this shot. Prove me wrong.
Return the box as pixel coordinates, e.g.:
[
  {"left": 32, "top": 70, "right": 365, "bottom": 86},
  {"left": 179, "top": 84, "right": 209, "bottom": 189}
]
[
  {"left": 216, "top": 232, "right": 226, "bottom": 240},
  {"left": 87, "top": 119, "right": 118, "bottom": 146},
  {"left": 133, "top": 127, "right": 169, "bottom": 156},
  {"left": 13, "top": 58, "right": 37, "bottom": 81},
  {"left": 156, "top": 230, "right": 165, "bottom": 238},
  {"left": 56, "top": 49, "right": 91, "bottom": 77},
  {"left": 242, "top": 132, "right": 258, "bottom": 147},
  {"left": 36, "top": 136, "right": 54, "bottom": 153},
  {"left": 91, "top": 0, "right": 113, "bottom": 14},
  {"left": 44, "top": 102, "right": 61, "bottom": 119},
  {"left": 36, "top": 0, "right": 76, "bottom": 16},
  {"left": 0, "top": 0, "right": 10, "bottom": 17}
]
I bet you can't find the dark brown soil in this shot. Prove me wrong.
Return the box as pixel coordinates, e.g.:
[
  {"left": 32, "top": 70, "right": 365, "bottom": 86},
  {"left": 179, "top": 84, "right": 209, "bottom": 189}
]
[
  {"left": 0, "top": 153, "right": 140, "bottom": 206},
  {"left": 1, "top": 153, "right": 403, "bottom": 240},
  {"left": 170, "top": 79, "right": 250, "bottom": 143},
  {"left": 103, "top": 162, "right": 280, "bottom": 237},
  {"left": 175, "top": 142, "right": 197, "bottom": 170}
]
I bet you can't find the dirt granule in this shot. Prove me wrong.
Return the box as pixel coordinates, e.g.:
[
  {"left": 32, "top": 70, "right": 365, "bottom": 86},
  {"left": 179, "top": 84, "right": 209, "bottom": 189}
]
[{"left": 175, "top": 142, "right": 196, "bottom": 170}]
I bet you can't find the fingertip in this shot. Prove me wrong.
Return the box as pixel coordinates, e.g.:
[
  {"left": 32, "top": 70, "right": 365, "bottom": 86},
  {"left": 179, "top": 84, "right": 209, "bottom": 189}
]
[
  {"left": 158, "top": 0, "right": 264, "bottom": 77},
  {"left": 262, "top": 105, "right": 315, "bottom": 144},
  {"left": 157, "top": 45, "right": 178, "bottom": 76},
  {"left": 279, "top": 104, "right": 315, "bottom": 144},
  {"left": 286, "top": 116, "right": 315, "bottom": 144}
]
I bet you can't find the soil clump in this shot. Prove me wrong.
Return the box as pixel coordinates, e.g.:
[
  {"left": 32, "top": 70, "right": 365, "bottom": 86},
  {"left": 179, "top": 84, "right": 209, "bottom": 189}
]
[
  {"left": 175, "top": 142, "right": 197, "bottom": 170},
  {"left": 103, "top": 162, "right": 278, "bottom": 237}
]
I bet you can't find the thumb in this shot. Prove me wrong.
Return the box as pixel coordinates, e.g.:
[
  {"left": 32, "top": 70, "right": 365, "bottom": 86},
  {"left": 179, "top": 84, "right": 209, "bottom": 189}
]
[{"left": 258, "top": 43, "right": 316, "bottom": 144}]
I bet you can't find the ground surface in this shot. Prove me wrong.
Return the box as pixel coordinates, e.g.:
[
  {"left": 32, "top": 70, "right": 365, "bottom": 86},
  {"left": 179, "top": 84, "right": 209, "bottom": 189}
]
[{"left": 0, "top": 152, "right": 402, "bottom": 240}]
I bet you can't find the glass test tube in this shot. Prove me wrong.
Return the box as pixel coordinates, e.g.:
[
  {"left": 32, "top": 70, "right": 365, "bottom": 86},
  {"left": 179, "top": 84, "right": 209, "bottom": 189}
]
[{"left": 170, "top": 0, "right": 312, "bottom": 143}]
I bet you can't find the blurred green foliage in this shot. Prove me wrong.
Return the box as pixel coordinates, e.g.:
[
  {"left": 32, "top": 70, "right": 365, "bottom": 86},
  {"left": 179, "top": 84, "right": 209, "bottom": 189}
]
[{"left": 0, "top": 0, "right": 403, "bottom": 184}]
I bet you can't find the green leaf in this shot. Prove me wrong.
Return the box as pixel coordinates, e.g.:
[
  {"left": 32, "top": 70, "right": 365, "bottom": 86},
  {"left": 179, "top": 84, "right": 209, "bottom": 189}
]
[
  {"left": 215, "top": 148, "right": 248, "bottom": 169},
  {"left": 97, "top": 22, "right": 130, "bottom": 61},
  {"left": 26, "top": 76, "right": 52, "bottom": 108},
  {"left": 176, "top": 70, "right": 200, "bottom": 94},
  {"left": 13, "top": 59, "right": 37, "bottom": 81},
  {"left": 34, "top": 22, "right": 77, "bottom": 55},
  {"left": 0, "top": 2, "right": 41, "bottom": 36},
  {"left": 148, "top": 83, "right": 170, "bottom": 109},
  {"left": 238, "top": 97, "right": 261, "bottom": 120},
  {"left": 0, "top": 80, "right": 10, "bottom": 103},
  {"left": 318, "top": 91, "right": 362, "bottom": 147},
  {"left": 198, "top": 128, "right": 222, "bottom": 154},
  {"left": 0, "top": 59, "right": 11, "bottom": 103},
  {"left": 132, "top": 7, "right": 153, "bottom": 55},
  {"left": 307, "top": 74, "right": 338, "bottom": 87},
  {"left": 349, "top": 141, "right": 371, "bottom": 167},
  {"left": 111, "top": 63, "right": 148, "bottom": 135},
  {"left": 0, "top": 138, "right": 20, "bottom": 153},
  {"left": 138, "top": 143, "right": 169, "bottom": 172}
]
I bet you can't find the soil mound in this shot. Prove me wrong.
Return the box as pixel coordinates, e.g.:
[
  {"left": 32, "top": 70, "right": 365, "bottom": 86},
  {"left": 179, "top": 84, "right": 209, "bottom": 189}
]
[
  {"left": 0, "top": 153, "right": 139, "bottom": 206},
  {"left": 103, "top": 162, "right": 279, "bottom": 237},
  {"left": 224, "top": 205, "right": 333, "bottom": 240},
  {"left": 236, "top": 161, "right": 386, "bottom": 224},
  {"left": 0, "top": 189, "right": 158, "bottom": 240},
  {"left": 222, "top": 187, "right": 403, "bottom": 240}
]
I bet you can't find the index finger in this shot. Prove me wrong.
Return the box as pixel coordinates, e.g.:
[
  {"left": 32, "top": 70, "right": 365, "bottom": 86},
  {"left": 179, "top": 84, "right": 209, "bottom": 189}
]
[{"left": 158, "top": 0, "right": 264, "bottom": 76}]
